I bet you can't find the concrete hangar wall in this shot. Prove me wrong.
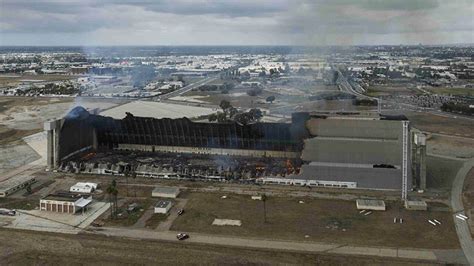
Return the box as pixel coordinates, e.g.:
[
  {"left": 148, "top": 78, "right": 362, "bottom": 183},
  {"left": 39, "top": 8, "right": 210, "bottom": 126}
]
[{"left": 296, "top": 116, "right": 411, "bottom": 190}]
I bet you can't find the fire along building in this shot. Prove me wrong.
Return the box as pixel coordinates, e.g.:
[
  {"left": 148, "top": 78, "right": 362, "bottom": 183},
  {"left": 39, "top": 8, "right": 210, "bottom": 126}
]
[{"left": 44, "top": 107, "right": 423, "bottom": 196}]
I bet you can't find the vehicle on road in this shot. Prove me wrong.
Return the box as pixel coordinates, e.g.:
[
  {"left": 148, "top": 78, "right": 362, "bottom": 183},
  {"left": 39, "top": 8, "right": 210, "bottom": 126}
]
[
  {"left": 177, "top": 233, "right": 189, "bottom": 240},
  {"left": 177, "top": 209, "right": 185, "bottom": 215}
]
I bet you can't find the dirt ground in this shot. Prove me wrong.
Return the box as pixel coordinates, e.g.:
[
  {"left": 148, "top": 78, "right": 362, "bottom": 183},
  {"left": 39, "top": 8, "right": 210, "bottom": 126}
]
[
  {"left": 171, "top": 192, "right": 459, "bottom": 249},
  {"left": 0, "top": 97, "right": 74, "bottom": 131},
  {"left": 427, "top": 134, "right": 474, "bottom": 159},
  {"left": 462, "top": 168, "right": 474, "bottom": 237},
  {"left": 0, "top": 229, "right": 436, "bottom": 265},
  {"left": 0, "top": 74, "right": 78, "bottom": 87},
  {"left": 405, "top": 111, "right": 474, "bottom": 138},
  {"left": 367, "top": 85, "right": 416, "bottom": 97}
]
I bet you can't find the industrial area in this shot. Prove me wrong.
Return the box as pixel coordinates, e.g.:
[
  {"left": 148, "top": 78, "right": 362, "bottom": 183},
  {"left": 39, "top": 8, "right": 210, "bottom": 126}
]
[{"left": 0, "top": 44, "right": 473, "bottom": 265}]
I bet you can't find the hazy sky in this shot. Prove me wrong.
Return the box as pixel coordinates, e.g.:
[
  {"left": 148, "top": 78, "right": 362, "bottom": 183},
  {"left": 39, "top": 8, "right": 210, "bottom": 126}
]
[{"left": 0, "top": 0, "right": 473, "bottom": 46}]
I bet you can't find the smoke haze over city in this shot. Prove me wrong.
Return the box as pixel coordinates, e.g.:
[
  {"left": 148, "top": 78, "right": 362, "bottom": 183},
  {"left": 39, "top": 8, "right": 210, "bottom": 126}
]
[{"left": 1, "top": 0, "right": 473, "bottom": 46}]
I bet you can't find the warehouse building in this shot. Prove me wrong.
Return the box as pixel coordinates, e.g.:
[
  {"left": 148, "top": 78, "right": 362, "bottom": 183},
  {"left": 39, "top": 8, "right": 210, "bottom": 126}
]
[
  {"left": 0, "top": 176, "right": 36, "bottom": 198},
  {"left": 152, "top": 186, "right": 180, "bottom": 198},
  {"left": 40, "top": 192, "right": 92, "bottom": 214}
]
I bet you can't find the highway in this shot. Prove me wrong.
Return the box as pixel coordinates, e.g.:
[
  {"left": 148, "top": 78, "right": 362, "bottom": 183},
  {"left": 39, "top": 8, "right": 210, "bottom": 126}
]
[
  {"left": 157, "top": 76, "right": 219, "bottom": 101},
  {"left": 334, "top": 67, "right": 474, "bottom": 122}
]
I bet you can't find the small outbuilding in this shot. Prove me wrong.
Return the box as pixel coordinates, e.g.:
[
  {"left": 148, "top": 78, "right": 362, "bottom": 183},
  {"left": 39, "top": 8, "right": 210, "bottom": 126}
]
[
  {"left": 405, "top": 200, "right": 428, "bottom": 211},
  {"left": 70, "top": 182, "right": 98, "bottom": 194},
  {"left": 152, "top": 186, "right": 180, "bottom": 198},
  {"left": 154, "top": 200, "right": 172, "bottom": 214},
  {"left": 0, "top": 176, "right": 36, "bottom": 198},
  {"left": 356, "top": 199, "right": 386, "bottom": 211}
]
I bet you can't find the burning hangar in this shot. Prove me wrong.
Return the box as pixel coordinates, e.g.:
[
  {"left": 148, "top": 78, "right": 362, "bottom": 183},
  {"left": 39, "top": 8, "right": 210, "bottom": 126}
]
[{"left": 45, "top": 106, "right": 424, "bottom": 196}]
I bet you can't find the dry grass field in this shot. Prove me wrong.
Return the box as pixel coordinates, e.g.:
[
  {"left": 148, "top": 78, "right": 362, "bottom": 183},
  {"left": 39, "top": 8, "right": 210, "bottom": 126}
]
[
  {"left": 0, "top": 229, "right": 434, "bottom": 265},
  {"left": 171, "top": 192, "right": 459, "bottom": 249},
  {"left": 0, "top": 74, "right": 78, "bottom": 87},
  {"left": 426, "top": 156, "right": 464, "bottom": 191},
  {"left": 427, "top": 134, "right": 474, "bottom": 159},
  {"left": 405, "top": 111, "right": 474, "bottom": 138}
]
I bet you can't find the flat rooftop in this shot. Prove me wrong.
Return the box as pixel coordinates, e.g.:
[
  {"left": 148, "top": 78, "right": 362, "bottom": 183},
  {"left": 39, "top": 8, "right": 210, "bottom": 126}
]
[
  {"left": 100, "top": 101, "right": 215, "bottom": 119},
  {"left": 356, "top": 199, "right": 386, "bottom": 211},
  {"left": 0, "top": 176, "right": 35, "bottom": 192},
  {"left": 42, "top": 192, "right": 84, "bottom": 202},
  {"left": 152, "top": 187, "right": 180, "bottom": 194},
  {"left": 155, "top": 200, "right": 171, "bottom": 208}
]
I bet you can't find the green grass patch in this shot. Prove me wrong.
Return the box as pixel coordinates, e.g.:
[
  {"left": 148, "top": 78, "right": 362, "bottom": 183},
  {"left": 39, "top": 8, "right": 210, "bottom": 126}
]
[
  {"left": 426, "top": 156, "right": 464, "bottom": 190},
  {"left": 105, "top": 198, "right": 153, "bottom": 227},
  {"left": 427, "top": 87, "right": 474, "bottom": 96},
  {"left": 0, "top": 198, "right": 38, "bottom": 210}
]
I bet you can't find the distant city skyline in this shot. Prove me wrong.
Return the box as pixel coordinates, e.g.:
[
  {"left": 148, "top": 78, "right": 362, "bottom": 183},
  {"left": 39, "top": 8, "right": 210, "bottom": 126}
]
[{"left": 0, "top": 0, "right": 473, "bottom": 46}]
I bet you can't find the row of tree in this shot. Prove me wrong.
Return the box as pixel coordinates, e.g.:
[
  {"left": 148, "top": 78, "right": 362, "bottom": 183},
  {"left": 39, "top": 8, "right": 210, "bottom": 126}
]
[
  {"left": 208, "top": 100, "right": 263, "bottom": 124},
  {"left": 441, "top": 102, "right": 473, "bottom": 115}
]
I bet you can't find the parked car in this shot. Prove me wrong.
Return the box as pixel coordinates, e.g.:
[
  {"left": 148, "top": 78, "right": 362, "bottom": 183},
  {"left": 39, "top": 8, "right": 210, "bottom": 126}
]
[
  {"left": 177, "top": 209, "right": 185, "bottom": 215},
  {"left": 176, "top": 233, "right": 189, "bottom": 240},
  {"left": 0, "top": 209, "right": 16, "bottom": 216}
]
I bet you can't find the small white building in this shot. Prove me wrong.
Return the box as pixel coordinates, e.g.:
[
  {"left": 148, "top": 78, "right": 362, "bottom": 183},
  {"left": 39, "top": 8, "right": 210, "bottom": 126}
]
[
  {"left": 152, "top": 186, "right": 180, "bottom": 198},
  {"left": 40, "top": 193, "right": 92, "bottom": 214},
  {"left": 70, "top": 182, "right": 98, "bottom": 194},
  {"left": 154, "top": 200, "right": 172, "bottom": 214}
]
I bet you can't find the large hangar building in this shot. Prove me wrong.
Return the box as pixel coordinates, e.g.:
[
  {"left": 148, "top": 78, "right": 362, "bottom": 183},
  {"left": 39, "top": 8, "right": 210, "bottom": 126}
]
[
  {"left": 45, "top": 107, "right": 414, "bottom": 193},
  {"left": 262, "top": 114, "right": 412, "bottom": 192}
]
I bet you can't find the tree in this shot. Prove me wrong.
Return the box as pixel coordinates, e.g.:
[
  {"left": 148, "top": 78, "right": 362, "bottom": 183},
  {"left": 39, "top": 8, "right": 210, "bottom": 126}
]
[
  {"left": 247, "top": 88, "right": 262, "bottom": 96},
  {"left": 219, "top": 100, "right": 232, "bottom": 112},
  {"left": 106, "top": 180, "right": 119, "bottom": 219},
  {"left": 26, "top": 183, "right": 32, "bottom": 195},
  {"left": 228, "top": 107, "right": 238, "bottom": 118},
  {"left": 208, "top": 113, "right": 218, "bottom": 122},
  {"left": 216, "top": 112, "right": 227, "bottom": 122},
  {"left": 248, "top": 108, "right": 263, "bottom": 121},
  {"left": 284, "top": 63, "right": 291, "bottom": 73},
  {"left": 261, "top": 193, "right": 267, "bottom": 223},
  {"left": 266, "top": 95, "right": 276, "bottom": 103}
]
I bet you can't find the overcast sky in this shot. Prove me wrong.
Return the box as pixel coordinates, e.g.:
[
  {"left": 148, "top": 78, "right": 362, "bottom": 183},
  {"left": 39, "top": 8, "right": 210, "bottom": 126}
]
[{"left": 0, "top": 0, "right": 473, "bottom": 46}]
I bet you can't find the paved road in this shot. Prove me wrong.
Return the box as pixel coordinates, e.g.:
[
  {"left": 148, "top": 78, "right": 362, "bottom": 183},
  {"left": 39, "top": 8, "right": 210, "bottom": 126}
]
[
  {"left": 95, "top": 226, "right": 447, "bottom": 262},
  {"left": 451, "top": 158, "right": 474, "bottom": 265},
  {"left": 335, "top": 68, "right": 474, "bottom": 123},
  {"left": 156, "top": 198, "right": 188, "bottom": 231},
  {"left": 157, "top": 76, "right": 219, "bottom": 101}
]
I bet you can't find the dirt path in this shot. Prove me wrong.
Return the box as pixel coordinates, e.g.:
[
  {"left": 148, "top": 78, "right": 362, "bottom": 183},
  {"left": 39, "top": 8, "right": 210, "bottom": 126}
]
[
  {"left": 156, "top": 198, "right": 188, "bottom": 231},
  {"left": 132, "top": 207, "right": 154, "bottom": 229}
]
